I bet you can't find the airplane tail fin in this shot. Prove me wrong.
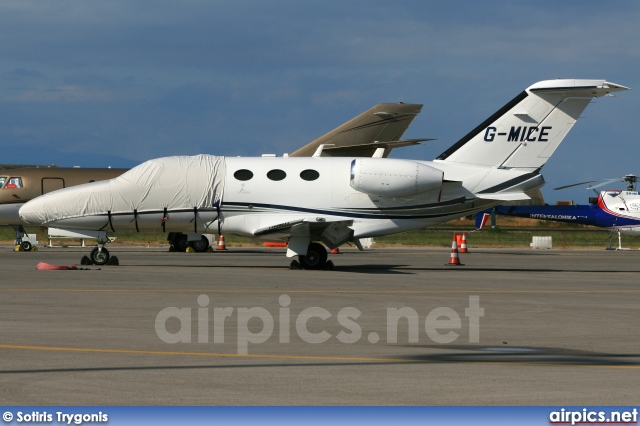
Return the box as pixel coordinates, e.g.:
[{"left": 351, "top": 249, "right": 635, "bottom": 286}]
[
  {"left": 475, "top": 212, "right": 491, "bottom": 229},
  {"left": 436, "top": 80, "right": 629, "bottom": 171},
  {"left": 290, "top": 103, "right": 422, "bottom": 157}
]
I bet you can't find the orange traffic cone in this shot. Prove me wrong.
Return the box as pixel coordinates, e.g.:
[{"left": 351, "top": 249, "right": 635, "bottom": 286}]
[
  {"left": 330, "top": 247, "right": 341, "bottom": 254},
  {"left": 459, "top": 232, "right": 468, "bottom": 253},
  {"left": 217, "top": 235, "right": 228, "bottom": 251},
  {"left": 447, "top": 233, "right": 463, "bottom": 266},
  {"left": 456, "top": 233, "right": 463, "bottom": 248}
]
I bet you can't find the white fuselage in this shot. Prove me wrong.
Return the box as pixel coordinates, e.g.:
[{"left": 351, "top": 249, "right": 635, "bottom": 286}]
[
  {"left": 18, "top": 155, "right": 544, "bottom": 240},
  {"left": 222, "top": 157, "right": 480, "bottom": 238},
  {"left": 18, "top": 78, "right": 630, "bottom": 245}
]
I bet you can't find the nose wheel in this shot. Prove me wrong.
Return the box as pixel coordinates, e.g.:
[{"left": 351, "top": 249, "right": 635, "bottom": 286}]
[{"left": 89, "top": 240, "right": 111, "bottom": 265}]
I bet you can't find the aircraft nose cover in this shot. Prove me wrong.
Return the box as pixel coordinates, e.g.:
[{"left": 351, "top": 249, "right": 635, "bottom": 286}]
[{"left": 19, "top": 155, "right": 225, "bottom": 225}]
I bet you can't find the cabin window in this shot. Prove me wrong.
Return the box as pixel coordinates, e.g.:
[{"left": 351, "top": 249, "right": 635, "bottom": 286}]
[
  {"left": 0, "top": 177, "right": 6, "bottom": 188},
  {"left": 300, "top": 169, "right": 319, "bottom": 181},
  {"left": 234, "top": 169, "right": 254, "bottom": 181},
  {"left": 5, "top": 177, "right": 23, "bottom": 189},
  {"left": 267, "top": 169, "right": 286, "bottom": 181}
]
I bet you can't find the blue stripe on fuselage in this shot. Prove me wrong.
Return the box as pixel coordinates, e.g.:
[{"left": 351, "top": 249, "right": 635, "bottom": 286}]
[{"left": 477, "top": 204, "right": 640, "bottom": 228}]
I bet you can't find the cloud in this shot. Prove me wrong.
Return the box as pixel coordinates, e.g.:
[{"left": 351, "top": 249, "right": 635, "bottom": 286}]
[
  {"left": 7, "top": 85, "right": 114, "bottom": 103},
  {"left": 0, "top": 0, "right": 637, "bottom": 204}
]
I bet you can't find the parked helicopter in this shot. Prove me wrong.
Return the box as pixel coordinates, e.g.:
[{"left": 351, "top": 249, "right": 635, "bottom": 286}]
[{"left": 476, "top": 174, "right": 640, "bottom": 249}]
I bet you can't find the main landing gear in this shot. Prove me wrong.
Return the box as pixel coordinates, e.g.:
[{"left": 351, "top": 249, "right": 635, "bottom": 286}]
[
  {"left": 291, "top": 243, "right": 334, "bottom": 270},
  {"left": 167, "top": 232, "right": 210, "bottom": 252},
  {"left": 12, "top": 225, "right": 35, "bottom": 251}
]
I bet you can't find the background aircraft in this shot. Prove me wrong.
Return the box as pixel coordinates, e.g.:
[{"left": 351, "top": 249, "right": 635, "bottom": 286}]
[
  {"left": 290, "top": 102, "right": 425, "bottom": 158},
  {"left": 19, "top": 79, "right": 629, "bottom": 267},
  {"left": 0, "top": 164, "right": 44, "bottom": 170},
  {"left": 475, "top": 174, "right": 640, "bottom": 248},
  {"left": 2, "top": 102, "right": 423, "bottom": 251},
  {"left": 0, "top": 167, "right": 127, "bottom": 250}
]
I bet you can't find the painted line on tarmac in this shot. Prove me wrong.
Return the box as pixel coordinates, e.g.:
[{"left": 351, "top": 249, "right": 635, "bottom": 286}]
[
  {"left": 0, "top": 344, "right": 638, "bottom": 370},
  {"left": 0, "top": 344, "right": 413, "bottom": 364},
  {"left": 3, "top": 288, "right": 640, "bottom": 294}
]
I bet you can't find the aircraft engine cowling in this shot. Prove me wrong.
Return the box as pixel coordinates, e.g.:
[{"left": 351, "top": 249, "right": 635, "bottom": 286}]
[{"left": 349, "top": 158, "right": 444, "bottom": 197}]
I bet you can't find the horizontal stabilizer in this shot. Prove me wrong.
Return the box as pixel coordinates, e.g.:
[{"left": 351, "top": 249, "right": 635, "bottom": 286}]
[
  {"left": 321, "top": 138, "right": 435, "bottom": 157},
  {"left": 323, "top": 139, "right": 435, "bottom": 151}
]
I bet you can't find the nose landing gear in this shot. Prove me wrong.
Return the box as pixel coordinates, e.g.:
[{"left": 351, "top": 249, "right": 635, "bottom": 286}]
[
  {"left": 67, "top": 230, "right": 116, "bottom": 266},
  {"left": 89, "top": 241, "right": 110, "bottom": 265}
]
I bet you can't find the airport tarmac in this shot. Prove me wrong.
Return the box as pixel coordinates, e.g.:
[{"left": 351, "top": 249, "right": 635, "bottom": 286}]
[{"left": 0, "top": 245, "right": 638, "bottom": 405}]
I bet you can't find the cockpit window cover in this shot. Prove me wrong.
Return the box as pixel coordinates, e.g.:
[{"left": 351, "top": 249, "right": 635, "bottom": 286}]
[{"left": 5, "top": 177, "right": 23, "bottom": 188}]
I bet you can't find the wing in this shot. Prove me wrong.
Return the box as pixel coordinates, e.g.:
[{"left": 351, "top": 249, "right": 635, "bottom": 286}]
[
  {"left": 289, "top": 103, "right": 423, "bottom": 157},
  {"left": 253, "top": 217, "right": 355, "bottom": 256}
]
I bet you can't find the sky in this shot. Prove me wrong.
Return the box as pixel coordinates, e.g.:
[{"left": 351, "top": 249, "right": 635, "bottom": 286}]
[{"left": 1, "top": 1, "right": 638, "bottom": 203}]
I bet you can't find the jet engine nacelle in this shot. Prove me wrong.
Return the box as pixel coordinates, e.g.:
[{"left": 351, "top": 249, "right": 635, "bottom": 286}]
[{"left": 350, "top": 158, "right": 444, "bottom": 197}]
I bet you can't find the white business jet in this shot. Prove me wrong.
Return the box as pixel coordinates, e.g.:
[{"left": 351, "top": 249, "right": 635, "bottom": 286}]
[{"left": 19, "top": 79, "right": 629, "bottom": 268}]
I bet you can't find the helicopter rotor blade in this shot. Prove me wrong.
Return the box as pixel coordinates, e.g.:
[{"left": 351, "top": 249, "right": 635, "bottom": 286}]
[
  {"left": 554, "top": 174, "right": 638, "bottom": 191},
  {"left": 586, "top": 178, "right": 624, "bottom": 191},
  {"left": 553, "top": 181, "right": 597, "bottom": 190}
]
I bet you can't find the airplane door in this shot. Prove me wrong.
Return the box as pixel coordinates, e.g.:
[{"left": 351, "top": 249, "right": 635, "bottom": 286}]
[{"left": 42, "top": 178, "right": 65, "bottom": 194}]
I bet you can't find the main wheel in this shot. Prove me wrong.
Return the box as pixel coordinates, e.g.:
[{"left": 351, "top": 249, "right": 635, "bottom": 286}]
[
  {"left": 173, "top": 234, "right": 189, "bottom": 252},
  {"left": 191, "top": 235, "right": 210, "bottom": 252},
  {"left": 21, "top": 241, "right": 33, "bottom": 252},
  {"left": 90, "top": 247, "right": 110, "bottom": 265},
  {"left": 298, "top": 243, "right": 328, "bottom": 270}
]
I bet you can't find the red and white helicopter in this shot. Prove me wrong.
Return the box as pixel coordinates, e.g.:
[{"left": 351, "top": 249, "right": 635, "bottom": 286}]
[{"left": 479, "top": 174, "right": 640, "bottom": 249}]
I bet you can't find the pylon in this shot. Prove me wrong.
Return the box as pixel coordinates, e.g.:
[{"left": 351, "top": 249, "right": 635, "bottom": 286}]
[
  {"left": 330, "top": 247, "right": 340, "bottom": 254},
  {"left": 447, "top": 233, "right": 463, "bottom": 266},
  {"left": 217, "top": 235, "right": 228, "bottom": 251},
  {"left": 459, "top": 232, "right": 468, "bottom": 253}
]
